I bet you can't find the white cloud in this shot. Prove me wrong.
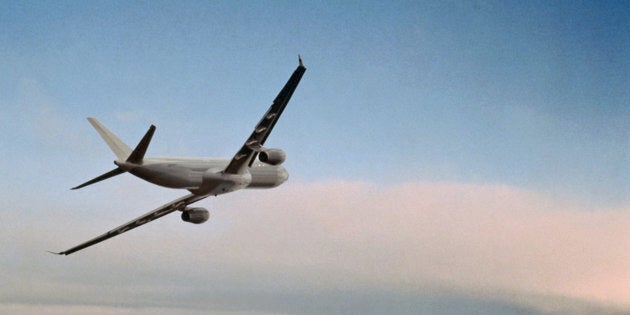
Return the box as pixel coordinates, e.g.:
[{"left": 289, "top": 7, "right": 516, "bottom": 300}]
[
  {"left": 1, "top": 181, "right": 628, "bottom": 314},
  {"left": 218, "top": 181, "right": 630, "bottom": 308}
]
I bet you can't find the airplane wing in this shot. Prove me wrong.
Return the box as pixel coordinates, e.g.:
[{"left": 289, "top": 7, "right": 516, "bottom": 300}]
[
  {"left": 223, "top": 57, "right": 307, "bottom": 175},
  {"left": 51, "top": 193, "right": 209, "bottom": 255}
]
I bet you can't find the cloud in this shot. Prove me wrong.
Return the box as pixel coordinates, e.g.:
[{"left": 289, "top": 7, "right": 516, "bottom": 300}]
[
  {"left": 217, "top": 181, "right": 630, "bottom": 311},
  {"left": 2, "top": 181, "right": 628, "bottom": 314}
]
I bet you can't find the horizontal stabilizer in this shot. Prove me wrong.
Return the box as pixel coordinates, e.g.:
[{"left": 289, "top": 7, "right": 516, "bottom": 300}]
[
  {"left": 126, "top": 125, "right": 156, "bottom": 164},
  {"left": 71, "top": 167, "right": 126, "bottom": 190}
]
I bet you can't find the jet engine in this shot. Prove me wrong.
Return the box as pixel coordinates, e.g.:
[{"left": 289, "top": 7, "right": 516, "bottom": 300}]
[
  {"left": 181, "top": 207, "right": 209, "bottom": 224},
  {"left": 259, "top": 148, "right": 286, "bottom": 165}
]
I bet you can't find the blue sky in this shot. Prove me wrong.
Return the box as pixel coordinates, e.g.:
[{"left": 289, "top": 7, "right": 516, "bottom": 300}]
[
  {"left": 1, "top": 1, "right": 629, "bottom": 314},
  {"left": 2, "top": 1, "right": 628, "bottom": 205}
]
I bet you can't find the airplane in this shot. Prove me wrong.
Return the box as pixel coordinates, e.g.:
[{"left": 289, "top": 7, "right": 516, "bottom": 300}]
[{"left": 51, "top": 57, "right": 306, "bottom": 255}]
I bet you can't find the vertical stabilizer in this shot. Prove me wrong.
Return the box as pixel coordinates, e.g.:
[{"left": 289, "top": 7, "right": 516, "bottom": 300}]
[{"left": 87, "top": 118, "right": 132, "bottom": 160}]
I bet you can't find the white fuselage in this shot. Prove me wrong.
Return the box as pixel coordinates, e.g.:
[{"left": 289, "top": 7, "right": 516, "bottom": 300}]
[{"left": 115, "top": 157, "right": 288, "bottom": 196}]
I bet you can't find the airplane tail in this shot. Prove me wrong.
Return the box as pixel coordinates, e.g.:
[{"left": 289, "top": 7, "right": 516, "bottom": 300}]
[
  {"left": 125, "top": 124, "right": 155, "bottom": 164},
  {"left": 87, "top": 118, "right": 132, "bottom": 161},
  {"left": 71, "top": 118, "right": 156, "bottom": 190}
]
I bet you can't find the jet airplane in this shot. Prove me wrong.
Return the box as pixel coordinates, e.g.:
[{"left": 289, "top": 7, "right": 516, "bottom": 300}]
[{"left": 52, "top": 57, "right": 306, "bottom": 255}]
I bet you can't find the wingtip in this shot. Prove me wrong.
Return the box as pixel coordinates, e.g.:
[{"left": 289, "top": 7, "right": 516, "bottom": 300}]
[
  {"left": 298, "top": 54, "right": 304, "bottom": 67},
  {"left": 47, "top": 250, "right": 66, "bottom": 256}
]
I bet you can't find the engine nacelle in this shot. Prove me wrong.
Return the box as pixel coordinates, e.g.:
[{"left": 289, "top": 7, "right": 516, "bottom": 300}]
[
  {"left": 181, "top": 207, "right": 209, "bottom": 224},
  {"left": 259, "top": 148, "right": 286, "bottom": 165}
]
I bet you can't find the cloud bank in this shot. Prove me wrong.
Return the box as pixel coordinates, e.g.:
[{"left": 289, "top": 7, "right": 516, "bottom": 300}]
[{"left": 2, "top": 181, "right": 628, "bottom": 314}]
